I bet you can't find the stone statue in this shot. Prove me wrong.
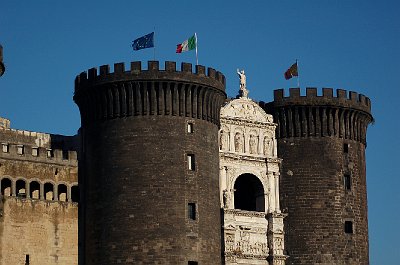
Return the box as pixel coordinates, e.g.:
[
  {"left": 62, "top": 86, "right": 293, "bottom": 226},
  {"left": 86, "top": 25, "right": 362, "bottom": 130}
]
[
  {"left": 223, "top": 189, "right": 231, "bottom": 208},
  {"left": 220, "top": 130, "right": 229, "bottom": 151},
  {"left": 249, "top": 135, "right": 258, "bottom": 154},
  {"left": 237, "top": 69, "right": 249, "bottom": 98},
  {"left": 264, "top": 137, "right": 272, "bottom": 156},
  {"left": 234, "top": 132, "right": 243, "bottom": 153}
]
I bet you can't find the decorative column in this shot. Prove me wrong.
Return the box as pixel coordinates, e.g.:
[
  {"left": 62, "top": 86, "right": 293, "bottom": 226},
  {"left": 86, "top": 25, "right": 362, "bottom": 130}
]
[
  {"left": 268, "top": 172, "right": 275, "bottom": 213},
  {"left": 274, "top": 173, "right": 280, "bottom": 213},
  {"left": 267, "top": 212, "right": 288, "bottom": 265}
]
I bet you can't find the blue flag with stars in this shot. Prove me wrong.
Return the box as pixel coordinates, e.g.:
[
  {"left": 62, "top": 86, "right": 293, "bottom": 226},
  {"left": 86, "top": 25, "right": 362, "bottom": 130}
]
[{"left": 132, "top": 32, "right": 154, "bottom": 51}]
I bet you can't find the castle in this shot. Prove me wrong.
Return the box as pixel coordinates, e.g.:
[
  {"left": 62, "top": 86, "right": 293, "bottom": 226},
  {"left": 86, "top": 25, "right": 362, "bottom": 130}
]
[{"left": 0, "top": 61, "right": 373, "bottom": 265}]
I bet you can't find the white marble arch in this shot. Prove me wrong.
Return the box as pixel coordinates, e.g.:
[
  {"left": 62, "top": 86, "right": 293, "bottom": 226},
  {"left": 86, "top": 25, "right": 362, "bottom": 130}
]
[
  {"left": 219, "top": 95, "right": 286, "bottom": 265},
  {"left": 229, "top": 171, "right": 269, "bottom": 213}
]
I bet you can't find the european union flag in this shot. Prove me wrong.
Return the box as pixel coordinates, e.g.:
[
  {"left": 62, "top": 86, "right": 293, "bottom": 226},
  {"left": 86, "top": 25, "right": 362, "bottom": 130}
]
[{"left": 132, "top": 32, "right": 154, "bottom": 51}]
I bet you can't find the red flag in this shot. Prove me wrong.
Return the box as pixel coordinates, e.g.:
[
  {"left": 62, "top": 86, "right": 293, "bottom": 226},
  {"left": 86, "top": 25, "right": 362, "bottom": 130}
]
[{"left": 284, "top": 62, "right": 298, "bottom": 80}]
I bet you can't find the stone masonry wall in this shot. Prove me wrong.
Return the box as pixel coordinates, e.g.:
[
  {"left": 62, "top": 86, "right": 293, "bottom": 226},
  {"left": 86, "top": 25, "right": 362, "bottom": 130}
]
[{"left": 0, "top": 198, "right": 78, "bottom": 265}]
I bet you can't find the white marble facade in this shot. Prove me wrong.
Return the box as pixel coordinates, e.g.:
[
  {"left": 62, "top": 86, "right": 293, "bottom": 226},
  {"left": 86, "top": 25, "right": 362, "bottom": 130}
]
[{"left": 219, "top": 96, "right": 287, "bottom": 265}]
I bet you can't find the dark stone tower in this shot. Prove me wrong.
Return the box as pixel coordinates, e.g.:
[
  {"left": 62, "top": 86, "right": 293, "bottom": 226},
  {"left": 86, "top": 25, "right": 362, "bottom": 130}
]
[
  {"left": 74, "top": 61, "right": 226, "bottom": 265},
  {"left": 262, "top": 88, "right": 373, "bottom": 265}
]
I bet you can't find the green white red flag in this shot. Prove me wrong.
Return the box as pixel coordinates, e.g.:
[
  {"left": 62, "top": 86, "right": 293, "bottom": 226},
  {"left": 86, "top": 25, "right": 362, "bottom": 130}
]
[{"left": 176, "top": 34, "right": 197, "bottom": 53}]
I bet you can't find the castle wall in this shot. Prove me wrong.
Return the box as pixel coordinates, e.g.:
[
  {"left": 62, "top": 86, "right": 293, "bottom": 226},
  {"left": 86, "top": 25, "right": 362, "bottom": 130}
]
[
  {"left": 0, "top": 123, "right": 79, "bottom": 265},
  {"left": 0, "top": 198, "right": 78, "bottom": 265}
]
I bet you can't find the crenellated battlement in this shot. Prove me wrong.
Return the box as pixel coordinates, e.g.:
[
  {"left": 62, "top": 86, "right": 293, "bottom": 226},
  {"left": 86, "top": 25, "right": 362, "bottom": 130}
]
[
  {"left": 74, "top": 61, "right": 227, "bottom": 126},
  {"left": 270, "top": 88, "right": 371, "bottom": 113},
  {"left": 75, "top": 61, "right": 225, "bottom": 93},
  {"left": 261, "top": 88, "right": 373, "bottom": 143},
  {"left": 0, "top": 142, "right": 77, "bottom": 165}
]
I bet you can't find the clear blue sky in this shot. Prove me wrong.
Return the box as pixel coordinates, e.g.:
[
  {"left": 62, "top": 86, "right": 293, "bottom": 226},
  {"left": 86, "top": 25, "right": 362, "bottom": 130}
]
[{"left": 1, "top": 1, "right": 399, "bottom": 264}]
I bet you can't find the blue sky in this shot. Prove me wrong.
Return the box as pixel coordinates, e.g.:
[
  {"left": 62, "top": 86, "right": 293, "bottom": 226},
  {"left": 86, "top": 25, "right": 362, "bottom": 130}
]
[{"left": 1, "top": 1, "right": 399, "bottom": 264}]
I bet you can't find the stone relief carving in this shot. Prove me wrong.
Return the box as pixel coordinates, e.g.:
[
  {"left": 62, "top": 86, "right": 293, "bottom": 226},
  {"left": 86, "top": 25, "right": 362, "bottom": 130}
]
[
  {"left": 234, "top": 132, "right": 244, "bottom": 153},
  {"left": 220, "top": 98, "right": 273, "bottom": 124},
  {"left": 220, "top": 130, "right": 229, "bottom": 151},
  {"left": 263, "top": 136, "right": 273, "bottom": 157},
  {"left": 249, "top": 134, "right": 258, "bottom": 154},
  {"left": 223, "top": 189, "right": 232, "bottom": 209}
]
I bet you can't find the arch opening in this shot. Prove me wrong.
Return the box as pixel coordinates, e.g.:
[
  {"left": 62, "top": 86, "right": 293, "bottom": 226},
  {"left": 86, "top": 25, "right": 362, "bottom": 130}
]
[
  {"left": 16, "top": 179, "right": 26, "bottom": 198},
  {"left": 30, "top": 181, "right": 40, "bottom": 199},
  {"left": 234, "top": 174, "right": 265, "bottom": 212},
  {"left": 58, "top": 184, "right": 67, "bottom": 201},
  {"left": 1, "top": 178, "right": 12, "bottom": 196},
  {"left": 44, "top": 182, "right": 54, "bottom": 201}
]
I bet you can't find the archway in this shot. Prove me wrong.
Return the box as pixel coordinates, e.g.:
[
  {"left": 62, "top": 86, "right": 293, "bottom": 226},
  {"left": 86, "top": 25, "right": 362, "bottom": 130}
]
[
  {"left": 1, "top": 178, "right": 12, "bottom": 196},
  {"left": 234, "top": 173, "right": 265, "bottom": 212}
]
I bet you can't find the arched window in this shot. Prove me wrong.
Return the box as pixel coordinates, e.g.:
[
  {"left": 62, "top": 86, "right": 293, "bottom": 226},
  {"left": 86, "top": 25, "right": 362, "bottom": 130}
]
[
  {"left": 1, "top": 178, "right": 12, "bottom": 196},
  {"left": 30, "top": 181, "right": 40, "bottom": 199},
  {"left": 58, "top": 184, "right": 67, "bottom": 202},
  {"left": 16, "top": 179, "right": 26, "bottom": 198},
  {"left": 71, "top": 185, "right": 79, "bottom": 203},
  {"left": 234, "top": 174, "right": 265, "bottom": 212},
  {"left": 44, "top": 182, "right": 54, "bottom": 201}
]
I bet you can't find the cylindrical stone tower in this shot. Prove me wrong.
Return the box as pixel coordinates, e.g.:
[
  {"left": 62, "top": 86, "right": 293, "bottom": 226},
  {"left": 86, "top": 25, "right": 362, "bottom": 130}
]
[
  {"left": 74, "top": 61, "right": 226, "bottom": 265},
  {"left": 262, "top": 88, "right": 373, "bottom": 265}
]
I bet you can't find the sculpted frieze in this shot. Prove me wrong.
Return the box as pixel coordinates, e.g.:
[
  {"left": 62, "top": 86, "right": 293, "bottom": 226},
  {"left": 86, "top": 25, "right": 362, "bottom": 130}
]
[{"left": 220, "top": 98, "right": 273, "bottom": 123}]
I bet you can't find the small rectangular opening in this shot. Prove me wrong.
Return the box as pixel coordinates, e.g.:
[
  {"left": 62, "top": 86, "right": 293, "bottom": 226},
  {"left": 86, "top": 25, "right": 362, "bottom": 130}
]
[
  {"left": 32, "top": 147, "right": 38, "bottom": 157},
  {"left": 344, "top": 221, "right": 353, "bottom": 234},
  {"left": 188, "top": 203, "right": 196, "bottom": 220},
  {"left": 17, "top": 145, "right": 24, "bottom": 155},
  {"left": 25, "top": 254, "right": 30, "bottom": 265},
  {"left": 187, "top": 123, "right": 194, "bottom": 133},
  {"left": 187, "top": 154, "right": 195, "bottom": 171},
  {"left": 2, "top": 143, "right": 9, "bottom": 153},
  {"left": 47, "top": 149, "right": 53, "bottom": 158},
  {"left": 344, "top": 174, "right": 351, "bottom": 190},
  {"left": 188, "top": 261, "right": 198, "bottom": 265},
  {"left": 343, "top": 143, "right": 349, "bottom": 153}
]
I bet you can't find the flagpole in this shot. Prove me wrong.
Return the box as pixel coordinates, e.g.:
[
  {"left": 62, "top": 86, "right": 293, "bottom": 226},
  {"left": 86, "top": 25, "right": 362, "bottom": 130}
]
[
  {"left": 296, "top": 59, "right": 300, "bottom": 88},
  {"left": 195, "top": 32, "right": 198, "bottom": 65},
  {"left": 153, "top": 27, "right": 156, "bottom": 61}
]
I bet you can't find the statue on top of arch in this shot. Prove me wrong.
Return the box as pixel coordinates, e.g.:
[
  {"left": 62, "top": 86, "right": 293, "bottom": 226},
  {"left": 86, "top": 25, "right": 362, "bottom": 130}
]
[{"left": 237, "top": 69, "right": 249, "bottom": 98}]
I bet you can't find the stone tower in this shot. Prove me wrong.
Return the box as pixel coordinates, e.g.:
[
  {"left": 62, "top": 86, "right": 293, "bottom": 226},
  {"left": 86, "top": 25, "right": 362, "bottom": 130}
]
[
  {"left": 73, "top": 61, "right": 226, "bottom": 264},
  {"left": 262, "top": 88, "right": 373, "bottom": 265}
]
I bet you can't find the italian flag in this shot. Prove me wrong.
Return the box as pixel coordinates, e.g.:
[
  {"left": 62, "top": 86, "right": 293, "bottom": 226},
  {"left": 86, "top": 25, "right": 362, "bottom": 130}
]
[{"left": 176, "top": 34, "right": 197, "bottom": 53}]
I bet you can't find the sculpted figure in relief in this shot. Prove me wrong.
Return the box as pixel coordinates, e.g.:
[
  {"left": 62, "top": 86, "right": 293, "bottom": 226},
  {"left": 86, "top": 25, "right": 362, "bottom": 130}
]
[
  {"left": 249, "top": 134, "right": 258, "bottom": 154},
  {"left": 234, "top": 132, "right": 244, "bottom": 153},
  {"left": 264, "top": 136, "right": 274, "bottom": 157},
  {"left": 220, "top": 130, "right": 229, "bottom": 151},
  {"left": 223, "top": 189, "right": 231, "bottom": 208}
]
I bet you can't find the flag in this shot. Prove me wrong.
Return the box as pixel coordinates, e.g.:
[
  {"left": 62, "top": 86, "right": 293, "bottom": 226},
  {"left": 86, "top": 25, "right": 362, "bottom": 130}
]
[
  {"left": 176, "top": 34, "right": 197, "bottom": 53},
  {"left": 132, "top": 32, "right": 154, "bottom": 51},
  {"left": 284, "top": 61, "right": 298, "bottom": 80}
]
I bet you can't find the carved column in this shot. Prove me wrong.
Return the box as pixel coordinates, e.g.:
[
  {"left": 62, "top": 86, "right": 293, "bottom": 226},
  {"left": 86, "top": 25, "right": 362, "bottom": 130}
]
[
  {"left": 229, "top": 129, "right": 235, "bottom": 153},
  {"left": 267, "top": 212, "right": 287, "bottom": 265},
  {"left": 259, "top": 131, "right": 264, "bottom": 155},
  {"left": 268, "top": 172, "right": 275, "bottom": 213},
  {"left": 274, "top": 173, "right": 280, "bottom": 212}
]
